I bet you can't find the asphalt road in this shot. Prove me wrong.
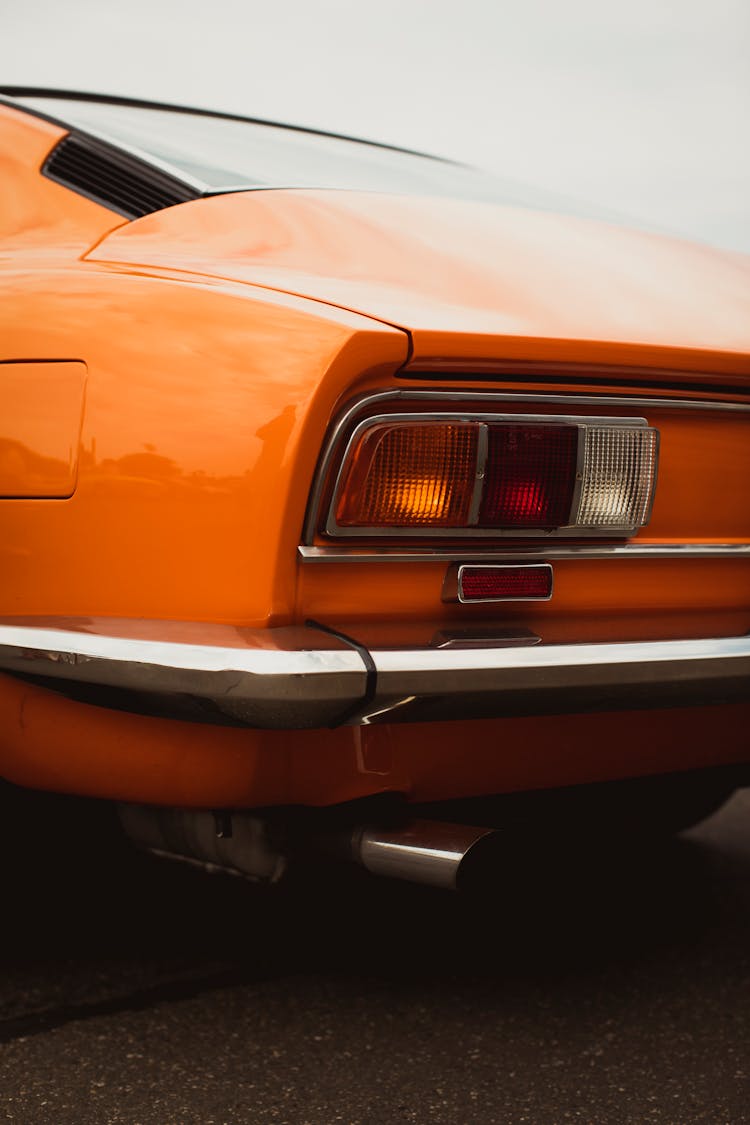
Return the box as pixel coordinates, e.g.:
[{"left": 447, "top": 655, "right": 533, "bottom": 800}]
[{"left": 0, "top": 786, "right": 748, "bottom": 1125}]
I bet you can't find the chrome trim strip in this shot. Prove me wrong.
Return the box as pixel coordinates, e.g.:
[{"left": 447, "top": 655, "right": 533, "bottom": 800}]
[
  {"left": 401, "top": 360, "right": 750, "bottom": 390},
  {"left": 467, "top": 422, "right": 488, "bottom": 526},
  {"left": 570, "top": 423, "right": 586, "bottom": 524},
  {"left": 432, "top": 628, "right": 542, "bottom": 649},
  {"left": 298, "top": 543, "right": 750, "bottom": 563},
  {"left": 0, "top": 621, "right": 747, "bottom": 728},
  {"left": 641, "top": 426, "right": 661, "bottom": 527},
  {"left": 394, "top": 390, "right": 750, "bottom": 413},
  {"left": 0, "top": 623, "right": 367, "bottom": 729},
  {"left": 363, "top": 635, "right": 750, "bottom": 723}
]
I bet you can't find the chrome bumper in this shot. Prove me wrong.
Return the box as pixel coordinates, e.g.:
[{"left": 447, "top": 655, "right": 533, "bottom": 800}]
[{"left": 0, "top": 618, "right": 748, "bottom": 728}]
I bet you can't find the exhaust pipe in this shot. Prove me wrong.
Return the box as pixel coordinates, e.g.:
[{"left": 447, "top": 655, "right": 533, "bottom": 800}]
[
  {"left": 349, "top": 819, "right": 497, "bottom": 890},
  {"left": 119, "top": 805, "right": 497, "bottom": 891}
]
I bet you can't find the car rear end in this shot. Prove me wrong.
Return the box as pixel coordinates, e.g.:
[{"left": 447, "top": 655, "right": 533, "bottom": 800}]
[{"left": 1, "top": 91, "right": 748, "bottom": 886}]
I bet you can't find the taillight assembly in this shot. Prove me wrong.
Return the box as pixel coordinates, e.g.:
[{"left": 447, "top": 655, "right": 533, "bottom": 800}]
[{"left": 326, "top": 413, "right": 658, "bottom": 538}]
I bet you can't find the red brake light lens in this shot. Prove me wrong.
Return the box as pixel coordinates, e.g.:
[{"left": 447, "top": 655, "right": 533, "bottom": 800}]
[{"left": 479, "top": 425, "right": 578, "bottom": 528}]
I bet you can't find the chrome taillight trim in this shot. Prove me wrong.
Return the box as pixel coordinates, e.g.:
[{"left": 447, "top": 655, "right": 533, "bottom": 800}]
[
  {"left": 303, "top": 388, "right": 749, "bottom": 546},
  {"left": 467, "top": 421, "right": 489, "bottom": 526},
  {"left": 298, "top": 543, "right": 750, "bottom": 563},
  {"left": 321, "top": 409, "right": 655, "bottom": 539}
]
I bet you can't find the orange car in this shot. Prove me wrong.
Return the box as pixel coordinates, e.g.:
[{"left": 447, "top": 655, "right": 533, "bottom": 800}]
[{"left": 1, "top": 88, "right": 748, "bottom": 889}]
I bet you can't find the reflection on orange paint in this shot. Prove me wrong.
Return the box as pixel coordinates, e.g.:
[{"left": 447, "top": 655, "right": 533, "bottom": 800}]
[
  {"left": 0, "top": 105, "right": 124, "bottom": 252},
  {"left": 0, "top": 266, "right": 408, "bottom": 622},
  {"left": 0, "top": 362, "right": 87, "bottom": 497},
  {"left": 87, "top": 188, "right": 750, "bottom": 376}
]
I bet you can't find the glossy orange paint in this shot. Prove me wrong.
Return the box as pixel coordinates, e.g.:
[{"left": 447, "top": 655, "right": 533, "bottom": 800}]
[
  {"left": 87, "top": 189, "right": 750, "bottom": 376},
  {"left": 1, "top": 672, "right": 748, "bottom": 807},
  {"left": 0, "top": 361, "right": 87, "bottom": 497},
  {"left": 0, "top": 266, "right": 408, "bottom": 622},
  {"left": 0, "top": 104, "right": 122, "bottom": 252},
  {"left": 297, "top": 560, "right": 750, "bottom": 635},
  {"left": 1, "top": 99, "right": 748, "bottom": 811}
]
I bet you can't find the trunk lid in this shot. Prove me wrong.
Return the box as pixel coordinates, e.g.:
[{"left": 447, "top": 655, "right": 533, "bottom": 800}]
[{"left": 86, "top": 188, "right": 750, "bottom": 380}]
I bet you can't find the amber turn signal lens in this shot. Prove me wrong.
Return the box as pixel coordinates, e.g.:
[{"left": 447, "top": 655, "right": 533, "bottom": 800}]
[{"left": 335, "top": 422, "right": 478, "bottom": 527}]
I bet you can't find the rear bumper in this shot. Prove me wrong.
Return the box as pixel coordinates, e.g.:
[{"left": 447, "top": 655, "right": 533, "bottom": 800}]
[{"left": 0, "top": 619, "right": 748, "bottom": 727}]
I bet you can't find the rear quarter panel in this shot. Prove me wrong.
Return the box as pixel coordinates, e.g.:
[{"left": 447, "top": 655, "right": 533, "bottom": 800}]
[{"left": 0, "top": 265, "right": 408, "bottom": 624}]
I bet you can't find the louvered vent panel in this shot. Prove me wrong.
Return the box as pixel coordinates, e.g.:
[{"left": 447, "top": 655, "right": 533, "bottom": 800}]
[{"left": 43, "top": 134, "right": 201, "bottom": 219}]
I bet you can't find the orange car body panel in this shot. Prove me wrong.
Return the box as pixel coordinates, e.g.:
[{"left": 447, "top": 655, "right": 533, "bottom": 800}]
[
  {"left": 87, "top": 189, "right": 750, "bottom": 376},
  {"left": 0, "top": 361, "right": 87, "bottom": 497},
  {"left": 1, "top": 266, "right": 408, "bottom": 623},
  {"left": 0, "top": 106, "right": 122, "bottom": 252},
  {"left": 1, "top": 672, "right": 748, "bottom": 808},
  {"left": 0, "top": 101, "right": 748, "bottom": 807}
]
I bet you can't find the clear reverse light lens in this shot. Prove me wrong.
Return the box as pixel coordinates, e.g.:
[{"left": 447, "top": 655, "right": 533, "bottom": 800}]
[{"left": 576, "top": 426, "right": 658, "bottom": 529}]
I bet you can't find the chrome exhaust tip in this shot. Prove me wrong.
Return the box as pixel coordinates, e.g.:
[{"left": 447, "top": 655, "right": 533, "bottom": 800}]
[{"left": 350, "top": 819, "right": 498, "bottom": 891}]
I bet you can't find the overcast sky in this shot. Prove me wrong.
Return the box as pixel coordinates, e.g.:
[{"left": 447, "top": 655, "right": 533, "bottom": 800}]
[{"left": 3, "top": 0, "right": 749, "bottom": 252}]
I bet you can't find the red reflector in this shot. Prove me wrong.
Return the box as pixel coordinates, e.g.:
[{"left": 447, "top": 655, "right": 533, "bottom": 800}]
[
  {"left": 458, "top": 564, "right": 553, "bottom": 602},
  {"left": 479, "top": 426, "right": 578, "bottom": 528}
]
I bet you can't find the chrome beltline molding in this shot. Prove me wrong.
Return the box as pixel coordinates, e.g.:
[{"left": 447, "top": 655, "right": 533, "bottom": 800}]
[
  {"left": 298, "top": 543, "right": 750, "bottom": 563},
  {"left": 0, "top": 621, "right": 747, "bottom": 728},
  {"left": 397, "top": 391, "right": 750, "bottom": 413}
]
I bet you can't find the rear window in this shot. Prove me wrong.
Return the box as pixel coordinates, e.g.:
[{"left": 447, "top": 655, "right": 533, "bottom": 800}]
[{"left": 16, "top": 94, "right": 577, "bottom": 214}]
